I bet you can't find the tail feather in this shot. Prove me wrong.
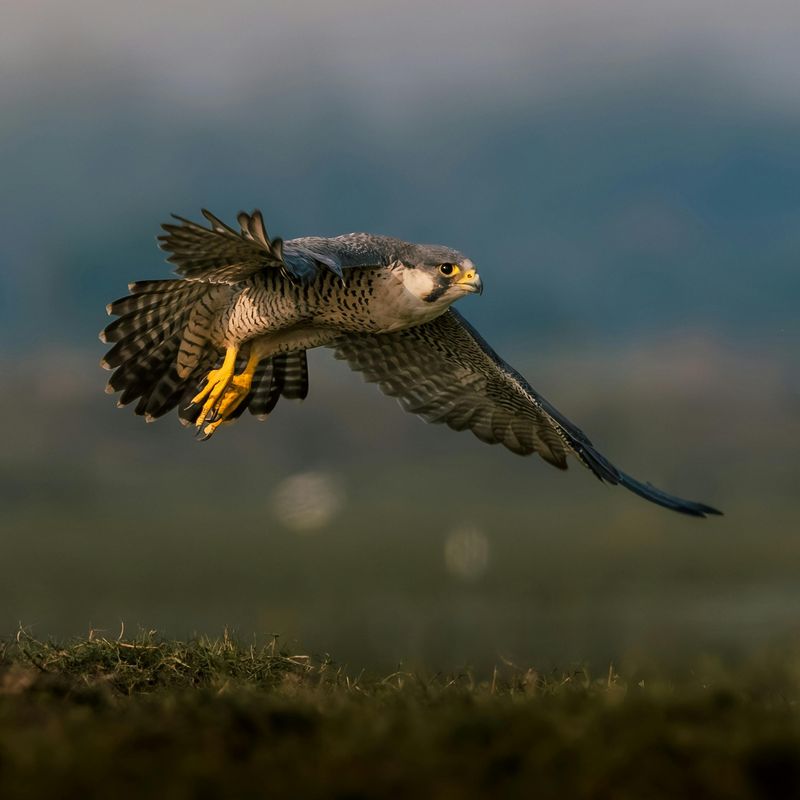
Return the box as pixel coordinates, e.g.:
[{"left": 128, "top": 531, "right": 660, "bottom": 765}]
[
  {"left": 178, "top": 390, "right": 199, "bottom": 427},
  {"left": 250, "top": 358, "right": 279, "bottom": 417},
  {"left": 103, "top": 281, "right": 210, "bottom": 413},
  {"left": 258, "top": 356, "right": 286, "bottom": 416},
  {"left": 102, "top": 291, "right": 203, "bottom": 343},
  {"left": 118, "top": 384, "right": 145, "bottom": 408},
  {"left": 105, "top": 331, "right": 181, "bottom": 392},
  {"left": 129, "top": 279, "right": 193, "bottom": 294},
  {"left": 102, "top": 279, "right": 311, "bottom": 430},
  {"left": 176, "top": 352, "right": 220, "bottom": 427},
  {"left": 142, "top": 365, "right": 200, "bottom": 420},
  {"left": 250, "top": 356, "right": 281, "bottom": 419},
  {"left": 279, "top": 350, "right": 309, "bottom": 400},
  {"left": 106, "top": 349, "right": 160, "bottom": 396},
  {"left": 223, "top": 350, "right": 310, "bottom": 422},
  {"left": 139, "top": 361, "right": 183, "bottom": 418},
  {"left": 102, "top": 307, "right": 172, "bottom": 345},
  {"left": 101, "top": 315, "right": 186, "bottom": 370},
  {"left": 105, "top": 280, "right": 202, "bottom": 316}
]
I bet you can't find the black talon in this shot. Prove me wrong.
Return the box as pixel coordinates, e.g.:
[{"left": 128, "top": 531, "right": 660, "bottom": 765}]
[{"left": 195, "top": 425, "right": 214, "bottom": 442}]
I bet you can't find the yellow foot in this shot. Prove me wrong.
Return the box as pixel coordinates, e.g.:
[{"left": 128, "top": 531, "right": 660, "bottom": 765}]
[
  {"left": 192, "top": 345, "right": 262, "bottom": 440},
  {"left": 196, "top": 372, "right": 254, "bottom": 439},
  {"left": 192, "top": 346, "right": 238, "bottom": 431}
]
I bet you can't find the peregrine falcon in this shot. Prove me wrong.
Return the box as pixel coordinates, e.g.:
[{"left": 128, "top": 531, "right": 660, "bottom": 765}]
[{"left": 100, "top": 209, "right": 721, "bottom": 517}]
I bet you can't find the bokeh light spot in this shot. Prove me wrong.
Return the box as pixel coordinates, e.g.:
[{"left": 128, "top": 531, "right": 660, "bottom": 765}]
[
  {"left": 444, "top": 525, "right": 490, "bottom": 581},
  {"left": 271, "top": 471, "right": 344, "bottom": 533}
]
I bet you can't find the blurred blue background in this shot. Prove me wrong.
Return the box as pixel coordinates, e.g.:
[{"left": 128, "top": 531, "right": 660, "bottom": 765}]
[{"left": 1, "top": 0, "right": 798, "bottom": 671}]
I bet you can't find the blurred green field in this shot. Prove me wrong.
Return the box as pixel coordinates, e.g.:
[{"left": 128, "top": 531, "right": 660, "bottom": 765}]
[
  {"left": 1, "top": 336, "right": 797, "bottom": 671},
  {"left": 2, "top": 632, "right": 800, "bottom": 799}
]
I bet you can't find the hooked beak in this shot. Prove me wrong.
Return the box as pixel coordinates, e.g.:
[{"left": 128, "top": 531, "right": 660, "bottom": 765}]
[{"left": 457, "top": 269, "right": 483, "bottom": 295}]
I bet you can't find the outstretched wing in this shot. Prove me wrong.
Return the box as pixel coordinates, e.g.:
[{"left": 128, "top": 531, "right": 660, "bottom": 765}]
[
  {"left": 333, "top": 308, "right": 721, "bottom": 517},
  {"left": 158, "top": 209, "right": 350, "bottom": 284}
]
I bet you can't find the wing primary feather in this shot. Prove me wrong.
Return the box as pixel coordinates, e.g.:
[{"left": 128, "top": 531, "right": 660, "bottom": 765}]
[
  {"left": 249, "top": 210, "right": 270, "bottom": 247},
  {"left": 201, "top": 208, "right": 239, "bottom": 235},
  {"left": 333, "top": 309, "right": 721, "bottom": 518}
]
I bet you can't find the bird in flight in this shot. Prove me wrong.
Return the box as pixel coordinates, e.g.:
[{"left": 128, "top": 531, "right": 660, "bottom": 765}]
[{"left": 100, "top": 209, "right": 721, "bottom": 517}]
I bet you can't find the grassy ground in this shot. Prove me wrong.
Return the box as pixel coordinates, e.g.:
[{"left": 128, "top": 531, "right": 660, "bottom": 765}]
[{"left": 2, "top": 632, "right": 800, "bottom": 799}]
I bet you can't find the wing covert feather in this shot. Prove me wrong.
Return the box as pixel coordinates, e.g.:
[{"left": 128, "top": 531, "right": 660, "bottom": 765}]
[{"left": 333, "top": 309, "right": 570, "bottom": 465}]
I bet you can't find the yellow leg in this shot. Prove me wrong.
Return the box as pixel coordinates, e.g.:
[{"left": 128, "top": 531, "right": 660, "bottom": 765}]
[
  {"left": 192, "top": 346, "right": 238, "bottom": 431},
  {"left": 196, "top": 347, "right": 262, "bottom": 438}
]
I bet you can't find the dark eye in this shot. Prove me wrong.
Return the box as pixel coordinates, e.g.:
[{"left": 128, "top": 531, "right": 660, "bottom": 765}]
[{"left": 439, "top": 263, "right": 454, "bottom": 276}]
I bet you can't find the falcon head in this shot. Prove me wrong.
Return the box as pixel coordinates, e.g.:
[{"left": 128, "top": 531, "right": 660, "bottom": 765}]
[{"left": 398, "top": 244, "right": 483, "bottom": 305}]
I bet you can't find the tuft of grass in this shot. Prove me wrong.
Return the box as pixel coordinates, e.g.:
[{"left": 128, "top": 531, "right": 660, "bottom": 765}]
[
  {"left": 3, "top": 627, "right": 321, "bottom": 696},
  {"left": 0, "top": 627, "right": 617, "bottom": 700},
  {"left": 2, "top": 630, "right": 800, "bottom": 799}
]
